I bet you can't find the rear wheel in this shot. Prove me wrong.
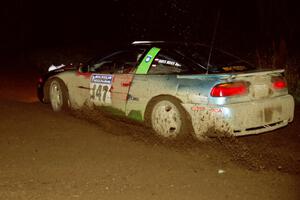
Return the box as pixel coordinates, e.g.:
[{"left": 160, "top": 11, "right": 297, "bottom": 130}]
[
  {"left": 146, "top": 97, "right": 191, "bottom": 139},
  {"left": 49, "top": 79, "right": 69, "bottom": 112}
]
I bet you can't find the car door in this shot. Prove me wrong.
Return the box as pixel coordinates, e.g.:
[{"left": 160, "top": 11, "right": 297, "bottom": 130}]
[{"left": 89, "top": 49, "right": 145, "bottom": 113}]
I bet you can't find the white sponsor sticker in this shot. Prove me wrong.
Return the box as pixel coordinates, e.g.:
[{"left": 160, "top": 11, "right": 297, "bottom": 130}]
[{"left": 90, "top": 74, "right": 113, "bottom": 105}]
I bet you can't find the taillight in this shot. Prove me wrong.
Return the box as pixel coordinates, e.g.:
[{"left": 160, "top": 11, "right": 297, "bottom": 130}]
[
  {"left": 272, "top": 77, "right": 287, "bottom": 90},
  {"left": 210, "top": 82, "right": 248, "bottom": 97}
]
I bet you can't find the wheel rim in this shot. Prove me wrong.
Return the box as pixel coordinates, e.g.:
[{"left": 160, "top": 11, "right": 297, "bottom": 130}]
[
  {"left": 50, "top": 81, "right": 63, "bottom": 111},
  {"left": 151, "top": 100, "right": 182, "bottom": 138}
]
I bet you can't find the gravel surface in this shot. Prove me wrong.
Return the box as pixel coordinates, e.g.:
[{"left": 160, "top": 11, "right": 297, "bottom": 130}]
[{"left": 0, "top": 66, "right": 299, "bottom": 200}]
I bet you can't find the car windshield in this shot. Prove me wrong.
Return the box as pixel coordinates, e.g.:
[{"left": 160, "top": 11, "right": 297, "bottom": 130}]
[{"left": 174, "top": 44, "right": 256, "bottom": 73}]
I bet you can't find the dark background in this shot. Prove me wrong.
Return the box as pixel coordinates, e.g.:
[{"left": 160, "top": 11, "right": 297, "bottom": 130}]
[{"left": 1, "top": 0, "right": 300, "bottom": 67}]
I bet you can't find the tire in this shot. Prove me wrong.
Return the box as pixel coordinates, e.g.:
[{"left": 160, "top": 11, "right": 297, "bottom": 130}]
[
  {"left": 146, "top": 96, "right": 191, "bottom": 139},
  {"left": 49, "top": 79, "right": 69, "bottom": 112}
]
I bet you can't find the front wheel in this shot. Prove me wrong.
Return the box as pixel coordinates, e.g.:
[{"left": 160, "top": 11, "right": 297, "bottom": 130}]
[
  {"left": 147, "top": 97, "right": 191, "bottom": 139},
  {"left": 49, "top": 79, "right": 69, "bottom": 112}
]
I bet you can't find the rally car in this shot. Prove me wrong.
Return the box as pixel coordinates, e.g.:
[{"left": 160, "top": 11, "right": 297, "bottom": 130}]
[{"left": 37, "top": 41, "right": 294, "bottom": 140}]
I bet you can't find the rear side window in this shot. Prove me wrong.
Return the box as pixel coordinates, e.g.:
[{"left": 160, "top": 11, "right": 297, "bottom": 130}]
[{"left": 148, "top": 50, "right": 191, "bottom": 74}]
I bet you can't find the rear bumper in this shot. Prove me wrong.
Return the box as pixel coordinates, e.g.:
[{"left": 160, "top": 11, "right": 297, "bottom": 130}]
[
  {"left": 222, "top": 94, "right": 294, "bottom": 136},
  {"left": 183, "top": 95, "right": 295, "bottom": 137}
]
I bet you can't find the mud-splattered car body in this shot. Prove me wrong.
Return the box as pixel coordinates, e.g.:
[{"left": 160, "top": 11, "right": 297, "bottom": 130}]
[{"left": 38, "top": 41, "right": 294, "bottom": 139}]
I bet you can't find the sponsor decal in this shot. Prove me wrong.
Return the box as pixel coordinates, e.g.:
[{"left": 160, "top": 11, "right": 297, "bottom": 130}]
[
  {"left": 145, "top": 55, "right": 152, "bottom": 63},
  {"left": 222, "top": 66, "right": 247, "bottom": 71},
  {"left": 210, "top": 108, "right": 222, "bottom": 113},
  {"left": 91, "top": 74, "right": 113, "bottom": 84},
  {"left": 155, "top": 58, "right": 181, "bottom": 67},
  {"left": 90, "top": 74, "right": 113, "bottom": 105},
  {"left": 191, "top": 106, "right": 222, "bottom": 113},
  {"left": 127, "top": 94, "right": 139, "bottom": 101},
  {"left": 192, "top": 106, "right": 206, "bottom": 111}
]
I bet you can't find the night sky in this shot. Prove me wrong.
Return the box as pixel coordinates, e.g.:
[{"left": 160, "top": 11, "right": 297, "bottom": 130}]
[{"left": 1, "top": 0, "right": 300, "bottom": 56}]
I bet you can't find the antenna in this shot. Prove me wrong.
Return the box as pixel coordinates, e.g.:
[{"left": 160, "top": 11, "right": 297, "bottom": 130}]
[{"left": 207, "top": 9, "right": 221, "bottom": 74}]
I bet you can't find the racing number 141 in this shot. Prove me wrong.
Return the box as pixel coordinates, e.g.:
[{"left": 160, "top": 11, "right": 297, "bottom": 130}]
[{"left": 90, "top": 84, "right": 109, "bottom": 103}]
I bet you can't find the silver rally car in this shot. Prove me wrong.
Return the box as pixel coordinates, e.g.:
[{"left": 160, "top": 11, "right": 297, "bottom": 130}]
[{"left": 38, "top": 41, "right": 295, "bottom": 140}]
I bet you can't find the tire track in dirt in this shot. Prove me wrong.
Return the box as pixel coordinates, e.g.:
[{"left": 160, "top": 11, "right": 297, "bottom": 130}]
[{"left": 71, "top": 106, "right": 300, "bottom": 175}]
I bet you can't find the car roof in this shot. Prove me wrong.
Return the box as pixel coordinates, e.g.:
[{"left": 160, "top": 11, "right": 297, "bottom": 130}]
[{"left": 131, "top": 41, "right": 210, "bottom": 49}]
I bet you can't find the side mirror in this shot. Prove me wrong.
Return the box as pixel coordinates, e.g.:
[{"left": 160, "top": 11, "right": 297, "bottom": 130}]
[{"left": 78, "top": 64, "right": 89, "bottom": 73}]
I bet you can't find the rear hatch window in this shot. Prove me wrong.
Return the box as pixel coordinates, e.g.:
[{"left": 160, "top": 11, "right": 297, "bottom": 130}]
[{"left": 175, "top": 44, "right": 256, "bottom": 74}]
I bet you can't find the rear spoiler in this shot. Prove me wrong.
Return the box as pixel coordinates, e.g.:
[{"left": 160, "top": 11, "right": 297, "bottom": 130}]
[
  {"left": 230, "top": 69, "right": 285, "bottom": 78},
  {"left": 177, "top": 69, "right": 285, "bottom": 80}
]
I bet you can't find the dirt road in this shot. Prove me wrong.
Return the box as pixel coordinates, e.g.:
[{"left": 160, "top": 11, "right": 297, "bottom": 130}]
[
  {"left": 0, "top": 100, "right": 299, "bottom": 200},
  {"left": 0, "top": 67, "right": 299, "bottom": 200}
]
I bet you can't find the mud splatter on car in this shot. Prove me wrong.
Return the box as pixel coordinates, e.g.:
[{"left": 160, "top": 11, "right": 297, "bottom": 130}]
[{"left": 38, "top": 41, "right": 295, "bottom": 140}]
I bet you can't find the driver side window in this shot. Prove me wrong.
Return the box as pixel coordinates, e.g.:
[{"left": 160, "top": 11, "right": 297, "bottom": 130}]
[
  {"left": 93, "top": 61, "right": 115, "bottom": 74},
  {"left": 91, "top": 49, "right": 145, "bottom": 74}
]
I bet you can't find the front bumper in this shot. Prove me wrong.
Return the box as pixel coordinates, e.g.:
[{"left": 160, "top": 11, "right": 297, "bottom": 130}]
[{"left": 183, "top": 95, "right": 295, "bottom": 137}]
